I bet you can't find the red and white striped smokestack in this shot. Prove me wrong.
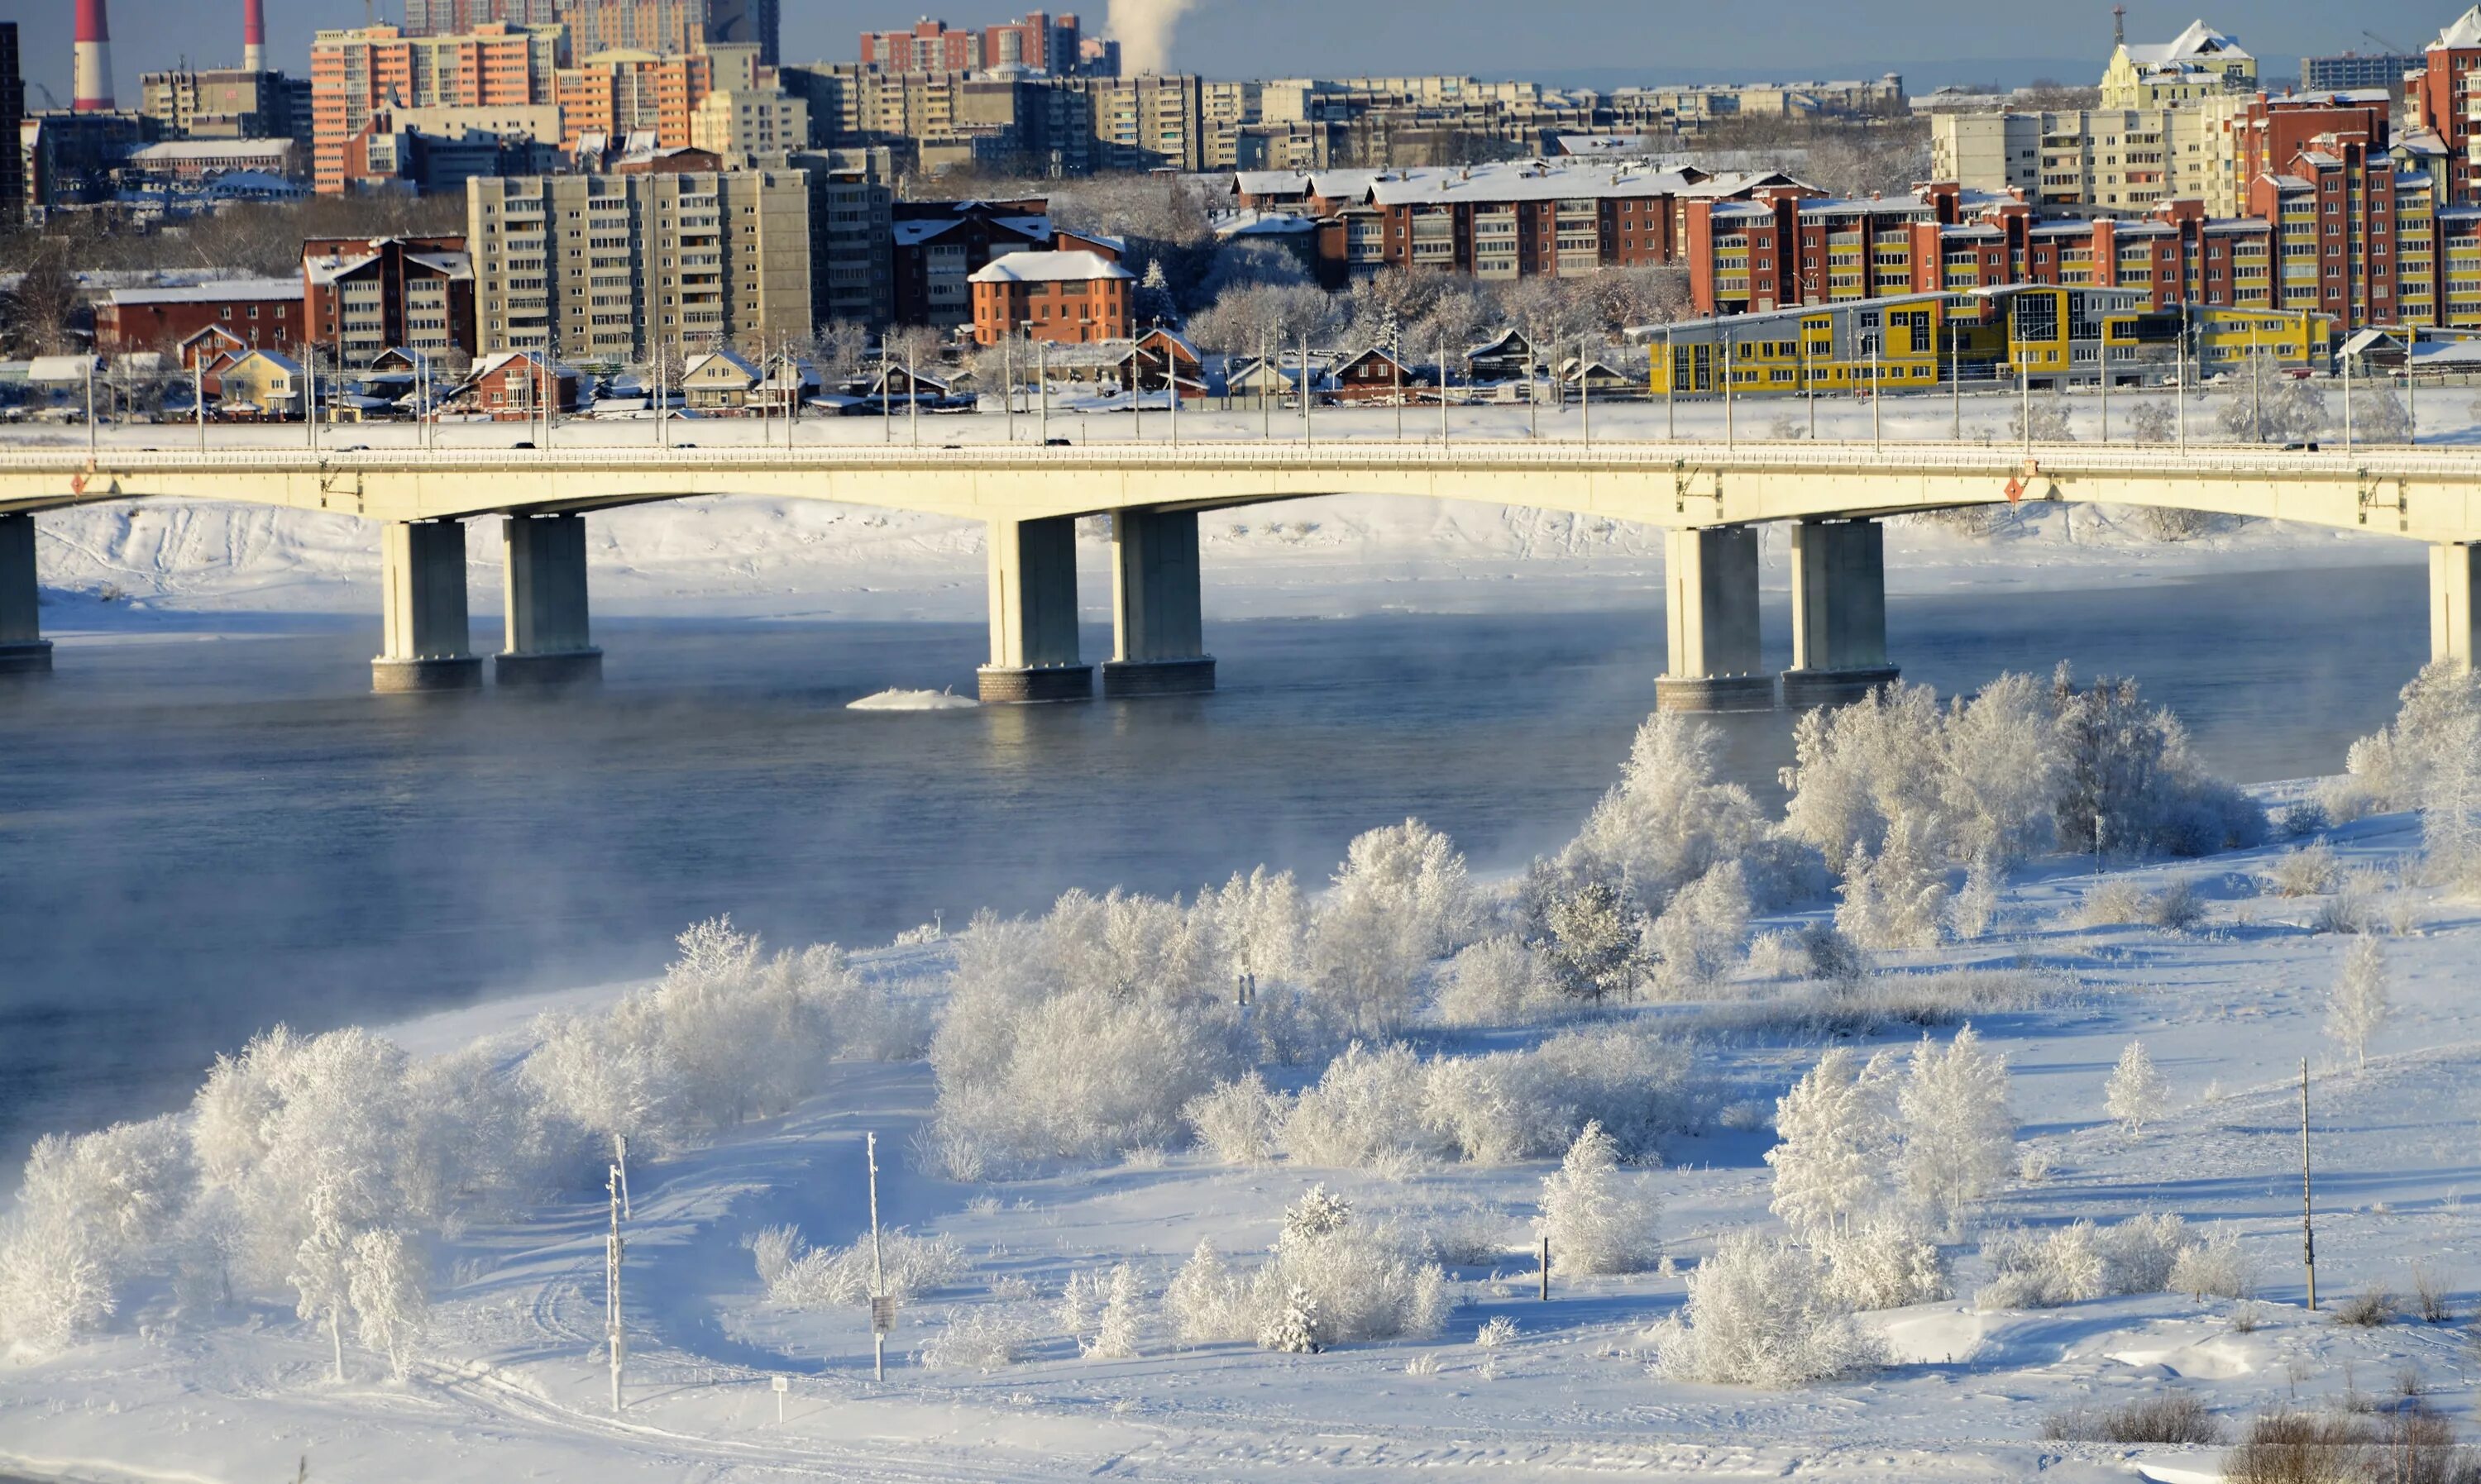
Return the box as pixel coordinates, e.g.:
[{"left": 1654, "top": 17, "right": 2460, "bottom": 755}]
[
  {"left": 243, "top": 0, "right": 266, "bottom": 72},
  {"left": 73, "top": 0, "right": 116, "bottom": 112}
]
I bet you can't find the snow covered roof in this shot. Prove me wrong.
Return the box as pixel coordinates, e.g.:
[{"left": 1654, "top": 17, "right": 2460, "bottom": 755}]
[
  {"left": 2124, "top": 20, "right": 2249, "bottom": 66},
  {"left": 223, "top": 348, "right": 304, "bottom": 375},
  {"left": 1361, "top": 161, "right": 1733, "bottom": 207},
  {"left": 2436, "top": 6, "right": 2481, "bottom": 49},
  {"left": 892, "top": 219, "right": 958, "bottom": 247},
  {"left": 1214, "top": 210, "right": 1317, "bottom": 238},
  {"left": 472, "top": 350, "right": 578, "bottom": 379},
  {"left": 683, "top": 349, "right": 760, "bottom": 382},
  {"left": 108, "top": 278, "right": 300, "bottom": 307},
  {"left": 126, "top": 139, "right": 294, "bottom": 165},
  {"left": 26, "top": 355, "right": 100, "bottom": 383},
  {"left": 968, "top": 250, "right": 1132, "bottom": 284}
]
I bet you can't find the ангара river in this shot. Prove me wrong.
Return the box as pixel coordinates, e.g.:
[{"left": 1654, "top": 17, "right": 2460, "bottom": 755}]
[{"left": 0, "top": 561, "right": 2429, "bottom": 1165}]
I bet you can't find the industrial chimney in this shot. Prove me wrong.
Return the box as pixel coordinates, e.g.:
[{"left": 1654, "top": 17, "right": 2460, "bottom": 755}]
[
  {"left": 73, "top": 0, "right": 116, "bottom": 112},
  {"left": 243, "top": 0, "right": 266, "bottom": 72}
]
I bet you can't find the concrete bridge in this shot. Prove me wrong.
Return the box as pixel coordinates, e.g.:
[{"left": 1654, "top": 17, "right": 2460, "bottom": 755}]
[{"left": 2, "top": 438, "right": 2479, "bottom": 707}]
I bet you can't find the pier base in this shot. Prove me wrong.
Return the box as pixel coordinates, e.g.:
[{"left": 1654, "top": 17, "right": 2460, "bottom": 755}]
[
  {"left": 1656, "top": 524, "right": 1771, "bottom": 712},
  {"left": 1106, "top": 507, "right": 1213, "bottom": 698},
  {"left": 981, "top": 515, "right": 1091, "bottom": 704},
  {"left": 2434, "top": 542, "right": 2479, "bottom": 670},
  {"left": 373, "top": 518, "right": 481, "bottom": 693},
  {"left": 1781, "top": 517, "right": 1898, "bottom": 709},
  {"left": 0, "top": 513, "right": 50, "bottom": 675},
  {"left": 500, "top": 513, "right": 601, "bottom": 686}
]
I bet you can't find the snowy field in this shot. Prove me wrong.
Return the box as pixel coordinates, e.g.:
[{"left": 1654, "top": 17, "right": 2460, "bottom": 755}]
[
  {"left": 3, "top": 650, "right": 2480, "bottom": 1484},
  {"left": 6, "top": 387, "right": 2450, "bottom": 630}
]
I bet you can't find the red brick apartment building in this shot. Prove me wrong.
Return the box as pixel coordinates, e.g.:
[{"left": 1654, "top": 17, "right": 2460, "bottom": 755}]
[
  {"left": 968, "top": 246, "right": 1132, "bottom": 344},
  {"left": 96, "top": 280, "right": 305, "bottom": 355},
  {"left": 302, "top": 236, "right": 479, "bottom": 367}
]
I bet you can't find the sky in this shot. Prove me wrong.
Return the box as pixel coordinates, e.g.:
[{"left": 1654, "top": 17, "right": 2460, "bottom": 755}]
[{"left": 8, "top": 0, "right": 2471, "bottom": 112}]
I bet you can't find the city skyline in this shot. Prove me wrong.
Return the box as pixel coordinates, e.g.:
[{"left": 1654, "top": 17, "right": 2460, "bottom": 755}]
[{"left": 11, "top": 0, "right": 2478, "bottom": 106}]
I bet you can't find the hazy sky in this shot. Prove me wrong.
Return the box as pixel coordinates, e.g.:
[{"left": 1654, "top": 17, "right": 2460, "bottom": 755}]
[{"left": 10, "top": 0, "right": 2470, "bottom": 109}]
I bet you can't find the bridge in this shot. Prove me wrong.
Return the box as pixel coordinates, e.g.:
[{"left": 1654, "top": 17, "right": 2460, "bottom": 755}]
[{"left": 1, "top": 437, "right": 2477, "bottom": 708}]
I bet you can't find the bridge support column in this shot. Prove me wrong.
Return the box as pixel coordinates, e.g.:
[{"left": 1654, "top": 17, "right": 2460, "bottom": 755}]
[
  {"left": 0, "top": 513, "right": 52, "bottom": 675},
  {"left": 372, "top": 518, "right": 482, "bottom": 693},
  {"left": 1656, "top": 524, "right": 1774, "bottom": 713},
  {"left": 497, "top": 513, "right": 602, "bottom": 685},
  {"left": 1103, "top": 507, "right": 1213, "bottom": 698},
  {"left": 2434, "top": 543, "right": 2481, "bottom": 670},
  {"left": 1781, "top": 518, "right": 1900, "bottom": 709},
  {"left": 978, "top": 516, "right": 1092, "bottom": 704}
]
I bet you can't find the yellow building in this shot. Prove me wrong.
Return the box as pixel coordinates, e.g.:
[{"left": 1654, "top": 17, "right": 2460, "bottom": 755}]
[{"left": 2100, "top": 20, "right": 2255, "bottom": 108}]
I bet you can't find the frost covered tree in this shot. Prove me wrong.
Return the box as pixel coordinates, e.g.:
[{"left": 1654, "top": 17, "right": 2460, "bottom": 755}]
[
  {"left": 1196, "top": 866, "right": 1307, "bottom": 987},
  {"left": 1309, "top": 819, "right": 1477, "bottom": 1035},
  {"left": 1433, "top": 935, "right": 1553, "bottom": 1027},
  {"left": 1080, "top": 1262, "right": 1145, "bottom": 1360},
  {"left": 2128, "top": 399, "right": 2175, "bottom": 444},
  {"left": 2327, "top": 937, "right": 2391, "bottom": 1070},
  {"left": 1542, "top": 878, "right": 1647, "bottom": 1004},
  {"left": 347, "top": 1228, "right": 428, "bottom": 1381},
  {"left": 1834, "top": 812, "right": 1950, "bottom": 951},
  {"left": 1648, "top": 1229, "right": 1882, "bottom": 1386},
  {"left": 1557, "top": 712, "right": 1805, "bottom": 914},
  {"left": 1766, "top": 1047, "right": 1900, "bottom": 1243},
  {"left": 1647, "top": 862, "right": 1751, "bottom": 995},
  {"left": 2326, "top": 661, "right": 2481, "bottom": 835},
  {"left": 289, "top": 1181, "right": 356, "bottom": 1381},
  {"left": 1894, "top": 1026, "right": 2016, "bottom": 1233},
  {"left": 2008, "top": 389, "right": 2074, "bottom": 442},
  {"left": 1535, "top": 1122, "right": 1662, "bottom": 1276},
  {"left": 0, "top": 1114, "right": 194, "bottom": 1352},
  {"left": 2354, "top": 382, "right": 2412, "bottom": 444},
  {"left": 2103, "top": 1039, "right": 2168, "bottom": 1132}
]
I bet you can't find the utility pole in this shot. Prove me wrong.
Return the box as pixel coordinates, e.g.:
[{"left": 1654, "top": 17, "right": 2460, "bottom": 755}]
[
  {"left": 2099, "top": 340, "right": 2109, "bottom": 442},
  {"left": 2177, "top": 309, "right": 2188, "bottom": 451},
  {"left": 868, "top": 1132, "right": 887, "bottom": 1382},
  {"left": 1167, "top": 340, "right": 1178, "bottom": 446},
  {"left": 2300, "top": 1059, "right": 2318, "bottom": 1312},
  {"left": 2343, "top": 347, "right": 2354, "bottom": 451},
  {"left": 1871, "top": 338, "right": 1881, "bottom": 450},
  {"left": 1951, "top": 318, "right": 1962, "bottom": 441},
  {"left": 1258, "top": 332, "right": 1269, "bottom": 440},
  {"left": 1579, "top": 336, "right": 1590, "bottom": 445},
  {"left": 1440, "top": 337, "right": 1451, "bottom": 445},
  {"left": 1534, "top": 343, "right": 1544, "bottom": 439},
  {"left": 1300, "top": 334, "right": 1312, "bottom": 446},
  {"left": 1724, "top": 332, "right": 1735, "bottom": 448},
  {"left": 1661, "top": 330, "right": 1671, "bottom": 439},
  {"left": 1393, "top": 350, "right": 1403, "bottom": 440},
  {"left": 614, "top": 1133, "right": 630, "bottom": 1219},
  {"left": 908, "top": 348, "right": 920, "bottom": 447},
  {"left": 1537, "top": 1236, "right": 1551, "bottom": 1300},
  {"left": 606, "top": 1162, "right": 626, "bottom": 1413},
  {"left": 195, "top": 360, "right": 207, "bottom": 452},
  {"left": 1039, "top": 337, "right": 1049, "bottom": 445},
  {"left": 1805, "top": 331, "right": 1815, "bottom": 438},
  {"left": 1003, "top": 331, "right": 1015, "bottom": 443}
]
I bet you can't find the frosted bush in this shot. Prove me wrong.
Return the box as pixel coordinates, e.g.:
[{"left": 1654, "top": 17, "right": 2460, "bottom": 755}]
[
  {"left": 347, "top": 1228, "right": 428, "bottom": 1381},
  {"left": 1556, "top": 712, "right": 1819, "bottom": 914},
  {"left": 2051, "top": 666, "right": 2265, "bottom": 857},
  {"left": 1647, "top": 862, "right": 1752, "bottom": 995},
  {"left": 1535, "top": 1123, "right": 1662, "bottom": 1276},
  {"left": 1433, "top": 935, "right": 1559, "bottom": 1027},
  {"left": 928, "top": 894, "right": 1250, "bottom": 1177},
  {"left": 2169, "top": 1227, "right": 2258, "bottom": 1300},
  {"left": 918, "top": 1302, "right": 1045, "bottom": 1370},
  {"left": 2079, "top": 875, "right": 2214, "bottom": 931},
  {"left": 1976, "top": 1215, "right": 2200, "bottom": 1310},
  {"left": 767, "top": 1230, "right": 966, "bottom": 1308},
  {"left": 1475, "top": 1315, "right": 1518, "bottom": 1348},
  {"left": 1820, "top": 1221, "right": 1951, "bottom": 1311},
  {"left": 2264, "top": 845, "right": 2342, "bottom": 898},
  {"left": 2105, "top": 1040, "right": 2168, "bottom": 1133},
  {"left": 1185, "top": 1072, "right": 1287, "bottom": 1167},
  {"left": 0, "top": 1115, "right": 194, "bottom": 1352},
  {"left": 1164, "top": 1191, "right": 1452, "bottom": 1351},
  {"left": 1078, "top": 1263, "right": 1146, "bottom": 1360},
  {"left": 748, "top": 1224, "right": 803, "bottom": 1289},
  {"left": 1398, "top": 1199, "right": 1509, "bottom": 1267},
  {"left": 1648, "top": 1230, "right": 1883, "bottom": 1386},
  {"left": 1948, "top": 856, "right": 2003, "bottom": 940},
  {"left": 1743, "top": 930, "right": 1805, "bottom": 980},
  {"left": 1785, "top": 677, "right": 2057, "bottom": 874},
  {"left": 1421, "top": 1027, "right": 1696, "bottom": 1166},
  {"left": 1280, "top": 1042, "right": 1453, "bottom": 1169},
  {"left": 2324, "top": 662, "right": 2481, "bottom": 823},
  {"left": 1196, "top": 866, "right": 1309, "bottom": 987},
  {"left": 1419, "top": 1051, "right": 1578, "bottom": 1167}
]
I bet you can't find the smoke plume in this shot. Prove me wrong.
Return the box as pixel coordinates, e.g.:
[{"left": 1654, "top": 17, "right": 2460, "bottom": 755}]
[{"left": 1108, "top": 0, "right": 1200, "bottom": 76}]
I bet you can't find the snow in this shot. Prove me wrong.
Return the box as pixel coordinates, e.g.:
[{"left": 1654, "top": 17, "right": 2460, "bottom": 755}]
[{"left": 848, "top": 688, "right": 980, "bottom": 712}]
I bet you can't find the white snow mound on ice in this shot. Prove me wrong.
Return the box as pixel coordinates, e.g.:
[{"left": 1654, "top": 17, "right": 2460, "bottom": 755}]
[{"left": 848, "top": 688, "right": 978, "bottom": 711}]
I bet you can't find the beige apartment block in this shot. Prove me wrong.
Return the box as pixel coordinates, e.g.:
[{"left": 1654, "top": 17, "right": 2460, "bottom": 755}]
[
  {"left": 468, "top": 167, "right": 812, "bottom": 365},
  {"left": 691, "top": 89, "right": 809, "bottom": 160},
  {"left": 1931, "top": 103, "right": 2243, "bottom": 215}
]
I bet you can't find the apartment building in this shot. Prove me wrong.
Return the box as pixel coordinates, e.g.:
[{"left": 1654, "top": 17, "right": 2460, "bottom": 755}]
[
  {"left": 309, "top": 23, "right": 562, "bottom": 192},
  {"left": 139, "top": 67, "right": 313, "bottom": 143},
  {"left": 1930, "top": 106, "right": 2244, "bottom": 215},
  {"left": 556, "top": 49, "right": 715, "bottom": 150},
  {"left": 1070, "top": 74, "right": 1205, "bottom": 172},
  {"left": 690, "top": 88, "right": 805, "bottom": 160},
  {"left": 466, "top": 165, "right": 810, "bottom": 362},
  {"left": 858, "top": 14, "right": 1096, "bottom": 76},
  {"left": 892, "top": 198, "right": 1050, "bottom": 327},
  {"left": 95, "top": 279, "right": 305, "bottom": 354},
  {"left": 1, "top": 24, "right": 22, "bottom": 229},
  {"left": 2408, "top": 9, "right": 2481, "bottom": 207},
  {"left": 302, "top": 234, "right": 480, "bottom": 365},
  {"left": 2302, "top": 52, "right": 2423, "bottom": 93},
  {"left": 791, "top": 148, "right": 894, "bottom": 327},
  {"left": 404, "top": 0, "right": 777, "bottom": 64},
  {"left": 2100, "top": 20, "right": 2255, "bottom": 108}
]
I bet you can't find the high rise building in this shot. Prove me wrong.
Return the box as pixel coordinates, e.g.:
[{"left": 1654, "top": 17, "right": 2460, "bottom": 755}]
[
  {"left": 302, "top": 234, "right": 479, "bottom": 365},
  {"left": 2408, "top": 8, "right": 2481, "bottom": 206},
  {"left": 309, "top": 22, "right": 562, "bottom": 193},
  {"left": 858, "top": 13, "right": 1093, "bottom": 75},
  {"left": 2301, "top": 52, "right": 2421, "bottom": 94},
  {"left": 0, "top": 23, "right": 23, "bottom": 227},
  {"left": 466, "top": 165, "right": 810, "bottom": 361},
  {"left": 400, "top": 2, "right": 558, "bottom": 36},
  {"left": 555, "top": 50, "right": 716, "bottom": 150},
  {"left": 706, "top": 0, "right": 779, "bottom": 68},
  {"left": 141, "top": 68, "right": 313, "bottom": 144},
  {"left": 791, "top": 147, "right": 894, "bottom": 327},
  {"left": 2099, "top": 19, "right": 2254, "bottom": 108}
]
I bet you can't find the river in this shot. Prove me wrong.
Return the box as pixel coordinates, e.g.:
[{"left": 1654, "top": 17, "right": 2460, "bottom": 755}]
[{"left": 0, "top": 560, "right": 2428, "bottom": 1164}]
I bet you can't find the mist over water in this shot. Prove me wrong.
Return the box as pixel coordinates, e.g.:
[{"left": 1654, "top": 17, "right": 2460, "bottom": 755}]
[{"left": 0, "top": 561, "right": 2427, "bottom": 1165}]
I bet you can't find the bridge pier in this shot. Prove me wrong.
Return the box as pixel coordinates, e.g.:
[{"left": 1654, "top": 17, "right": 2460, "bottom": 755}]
[
  {"left": 372, "top": 518, "right": 483, "bottom": 693},
  {"left": 1103, "top": 507, "right": 1214, "bottom": 698},
  {"left": 2434, "top": 543, "right": 2481, "bottom": 670},
  {"left": 1781, "top": 518, "right": 1900, "bottom": 709},
  {"left": 0, "top": 513, "right": 52, "bottom": 675},
  {"left": 978, "top": 516, "right": 1092, "bottom": 703},
  {"left": 1656, "top": 524, "right": 1775, "bottom": 713},
  {"left": 498, "top": 513, "right": 603, "bottom": 685}
]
